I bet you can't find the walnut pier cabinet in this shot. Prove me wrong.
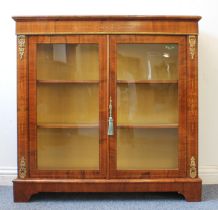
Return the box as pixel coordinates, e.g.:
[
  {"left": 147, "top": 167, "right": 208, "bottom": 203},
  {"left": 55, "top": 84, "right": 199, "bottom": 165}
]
[{"left": 13, "top": 16, "right": 202, "bottom": 202}]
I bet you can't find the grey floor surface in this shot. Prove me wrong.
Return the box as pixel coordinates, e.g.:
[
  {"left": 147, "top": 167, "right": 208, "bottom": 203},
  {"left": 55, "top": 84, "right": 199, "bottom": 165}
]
[{"left": 0, "top": 185, "right": 218, "bottom": 210}]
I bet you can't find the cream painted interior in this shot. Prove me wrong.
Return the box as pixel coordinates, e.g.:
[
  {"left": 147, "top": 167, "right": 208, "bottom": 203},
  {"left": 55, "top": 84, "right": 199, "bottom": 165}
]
[
  {"left": 116, "top": 44, "right": 179, "bottom": 170},
  {"left": 36, "top": 43, "right": 100, "bottom": 171},
  {"left": 117, "top": 84, "right": 178, "bottom": 124},
  {"left": 117, "top": 128, "right": 178, "bottom": 169},
  {"left": 37, "top": 83, "right": 99, "bottom": 124},
  {"left": 37, "top": 44, "right": 99, "bottom": 80},
  {"left": 37, "top": 128, "right": 99, "bottom": 170},
  {"left": 117, "top": 44, "right": 178, "bottom": 81}
]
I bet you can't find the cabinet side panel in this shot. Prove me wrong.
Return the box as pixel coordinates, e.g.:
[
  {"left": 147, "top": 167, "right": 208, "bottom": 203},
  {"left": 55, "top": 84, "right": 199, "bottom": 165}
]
[
  {"left": 17, "top": 35, "right": 29, "bottom": 178},
  {"left": 187, "top": 35, "right": 198, "bottom": 178}
]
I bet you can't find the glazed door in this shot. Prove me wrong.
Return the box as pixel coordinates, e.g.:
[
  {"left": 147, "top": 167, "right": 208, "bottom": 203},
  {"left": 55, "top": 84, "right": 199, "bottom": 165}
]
[
  {"left": 109, "top": 35, "right": 187, "bottom": 178},
  {"left": 29, "top": 35, "right": 107, "bottom": 178}
]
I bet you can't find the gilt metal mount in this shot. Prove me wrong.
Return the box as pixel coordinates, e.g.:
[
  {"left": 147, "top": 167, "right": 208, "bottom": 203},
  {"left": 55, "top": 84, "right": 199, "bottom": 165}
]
[
  {"left": 19, "top": 156, "right": 27, "bottom": 179},
  {"left": 189, "top": 35, "right": 196, "bottom": 60},
  {"left": 18, "top": 35, "right": 26, "bottom": 60},
  {"left": 190, "top": 156, "right": 197, "bottom": 178}
]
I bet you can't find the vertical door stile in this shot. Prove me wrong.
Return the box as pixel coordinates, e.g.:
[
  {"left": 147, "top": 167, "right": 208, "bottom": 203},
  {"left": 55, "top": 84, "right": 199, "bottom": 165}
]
[{"left": 106, "top": 35, "right": 110, "bottom": 179}]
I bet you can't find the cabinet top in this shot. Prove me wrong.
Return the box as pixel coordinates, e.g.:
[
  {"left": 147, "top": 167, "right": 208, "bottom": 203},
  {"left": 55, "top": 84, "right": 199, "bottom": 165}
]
[
  {"left": 12, "top": 15, "right": 201, "bottom": 35},
  {"left": 12, "top": 15, "right": 201, "bottom": 21}
]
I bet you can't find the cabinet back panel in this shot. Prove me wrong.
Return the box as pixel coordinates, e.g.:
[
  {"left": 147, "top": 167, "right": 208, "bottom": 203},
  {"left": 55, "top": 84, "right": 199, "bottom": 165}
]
[
  {"left": 117, "top": 128, "right": 178, "bottom": 170},
  {"left": 117, "top": 44, "right": 178, "bottom": 81},
  {"left": 37, "top": 84, "right": 99, "bottom": 124},
  {"left": 37, "top": 128, "right": 99, "bottom": 170},
  {"left": 37, "top": 44, "right": 99, "bottom": 80},
  {"left": 117, "top": 84, "right": 178, "bottom": 124}
]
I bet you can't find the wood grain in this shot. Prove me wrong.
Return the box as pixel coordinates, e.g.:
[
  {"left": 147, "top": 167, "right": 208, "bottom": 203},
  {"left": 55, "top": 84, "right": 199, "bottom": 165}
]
[
  {"left": 109, "top": 35, "right": 187, "bottom": 179},
  {"left": 117, "top": 124, "right": 178, "bottom": 129},
  {"left": 17, "top": 35, "right": 29, "bottom": 178},
  {"left": 37, "top": 80, "right": 99, "bottom": 84},
  {"left": 12, "top": 16, "right": 201, "bottom": 35},
  {"left": 117, "top": 80, "right": 178, "bottom": 84},
  {"left": 13, "top": 178, "right": 202, "bottom": 202},
  {"left": 186, "top": 36, "right": 199, "bottom": 178},
  {"left": 28, "top": 35, "right": 107, "bottom": 179},
  {"left": 37, "top": 123, "right": 99, "bottom": 129},
  {"left": 14, "top": 16, "right": 201, "bottom": 202},
  {"left": 12, "top": 15, "right": 202, "bottom": 21}
]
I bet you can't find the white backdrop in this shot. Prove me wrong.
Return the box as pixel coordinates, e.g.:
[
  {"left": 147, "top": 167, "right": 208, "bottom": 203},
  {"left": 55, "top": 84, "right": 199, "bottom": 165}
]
[{"left": 0, "top": 0, "right": 218, "bottom": 184}]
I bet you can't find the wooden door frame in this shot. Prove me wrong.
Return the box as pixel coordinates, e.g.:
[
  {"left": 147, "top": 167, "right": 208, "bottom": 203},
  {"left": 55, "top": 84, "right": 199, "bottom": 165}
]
[
  {"left": 109, "top": 35, "right": 187, "bottom": 179},
  {"left": 28, "top": 35, "right": 108, "bottom": 179}
]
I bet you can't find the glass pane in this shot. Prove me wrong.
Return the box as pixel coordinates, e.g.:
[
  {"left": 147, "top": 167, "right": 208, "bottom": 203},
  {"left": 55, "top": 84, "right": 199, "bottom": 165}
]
[
  {"left": 36, "top": 43, "right": 100, "bottom": 171},
  {"left": 38, "top": 128, "right": 99, "bottom": 170},
  {"left": 117, "top": 44, "right": 178, "bottom": 80},
  {"left": 117, "top": 84, "right": 178, "bottom": 124},
  {"left": 37, "top": 83, "right": 99, "bottom": 124},
  {"left": 37, "top": 44, "right": 99, "bottom": 80},
  {"left": 116, "top": 43, "right": 179, "bottom": 171},
  {"left": 117, "top": 128, "right": 178, "bottom": 170}
]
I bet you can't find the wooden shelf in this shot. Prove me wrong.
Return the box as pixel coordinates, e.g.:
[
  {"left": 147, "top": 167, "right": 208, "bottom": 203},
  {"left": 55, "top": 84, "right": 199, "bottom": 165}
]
[
  {"left": 37, "top": 123, "right": 99, "bottom": 129},
  {"left": 37, "top": 80, "right": 99, "bottom": 84},
  {"left": 117, "top": 80, "right": 178, "bottom": 84},
  {"left": 117, "top": 124, "right": 178, "bottom": 129}
]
